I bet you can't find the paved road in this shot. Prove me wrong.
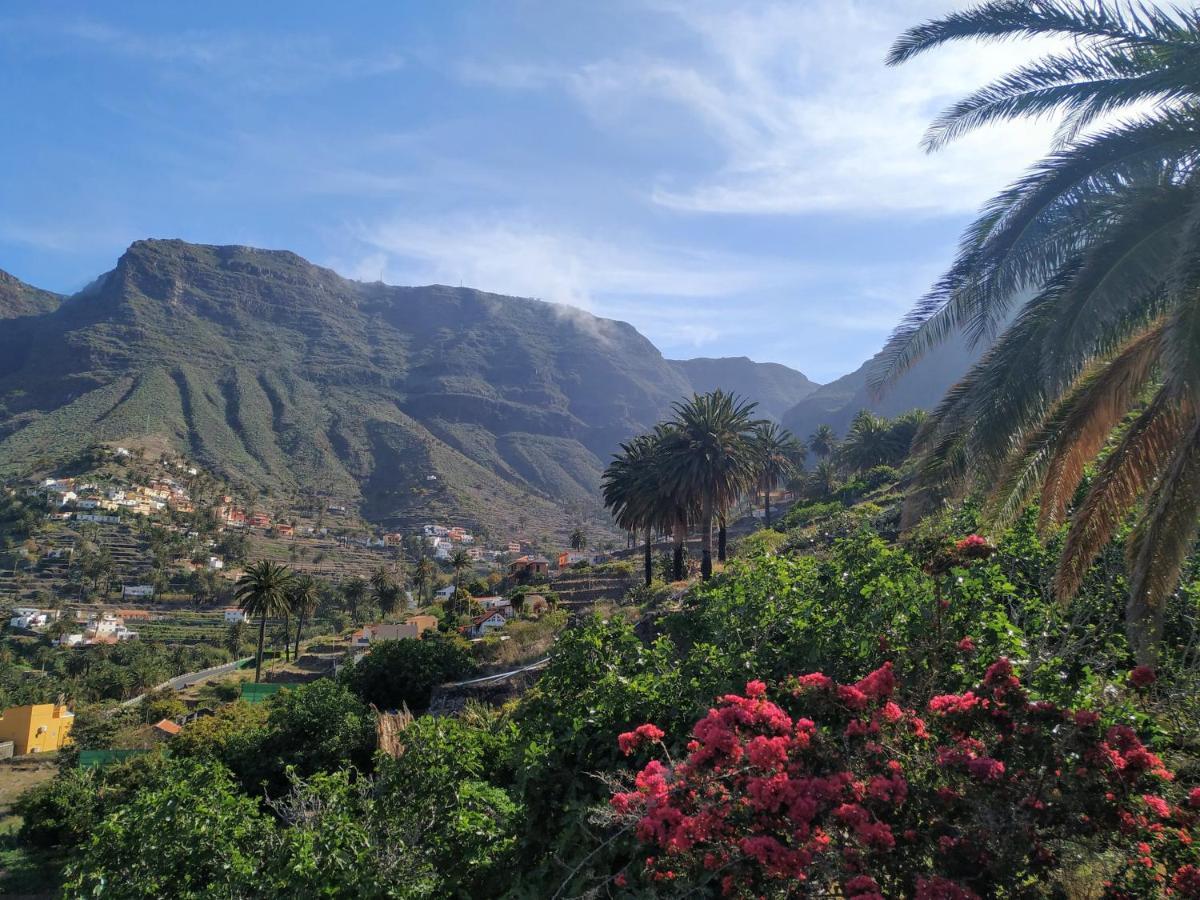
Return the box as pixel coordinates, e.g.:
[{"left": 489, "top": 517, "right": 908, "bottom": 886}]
[
  {"left": 443, "top": 657, "right": 550, "bottom": 688},
  {"left": 122, "top": 657, "right": 253, "bottom": 706}
]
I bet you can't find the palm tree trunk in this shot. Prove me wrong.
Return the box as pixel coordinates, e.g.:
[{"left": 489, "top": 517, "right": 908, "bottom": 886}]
[
  {"left": 764, "top": 489, "right": 772, "bottom": 527},
  {"left": 701, "top": 496, "right": 714, "bottom": 580},
  {"left": 1127, "top": 593, "right": 1164, "bottom": 667},
  {"left": 643, "top": 530, "right": 652, "bottom": 587},
  {"left": 255, "top": 614, "right": 266, "bottom": 683},
  {"left": 672, "top": 516, "right": 686, "bottom": 582},
  {"left": 293, "top": 610, "right": 304, "bottom": 660},
  {"left": 718, "top": 510, "right": 727, "bottom": 563}
]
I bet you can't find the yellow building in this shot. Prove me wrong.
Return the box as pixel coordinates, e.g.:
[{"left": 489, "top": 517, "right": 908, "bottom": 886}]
[{"left": 0, "top": 703, "right": 75, "bottom": 755}]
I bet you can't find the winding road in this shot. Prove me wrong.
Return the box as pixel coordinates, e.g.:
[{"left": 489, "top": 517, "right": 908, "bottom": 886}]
[{"left": 122, "top": 657, "right": 253, "bottom": 706}]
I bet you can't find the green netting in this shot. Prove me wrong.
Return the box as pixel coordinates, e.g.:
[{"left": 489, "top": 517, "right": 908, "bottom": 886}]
[
  {"left": 240, "top": 682, "right": 286, "bottom": 704},
  {"left": 79, "top": 748, "right": 151, "bottom": 769}
]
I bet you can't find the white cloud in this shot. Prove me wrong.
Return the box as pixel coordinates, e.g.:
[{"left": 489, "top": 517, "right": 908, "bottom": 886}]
[
  {"left": 353, "top": 215, "right": 766, "bottom": 308},
  {"left": 569, "top": 0, "right": 1070, "bottom": 216}
]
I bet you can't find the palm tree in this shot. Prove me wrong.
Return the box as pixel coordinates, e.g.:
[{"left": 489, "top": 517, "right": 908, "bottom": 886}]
[
  {"left": 342, "top": 576, "right": 367, "bottom": 623},
  {"left": 808, "top": 460, "right": 840, "bottom": 500},
  {"left": 235, "top": 560, "right": 293, "bottom": 683},
  {"left": 837, "top": 411, "right": 898, "bottom": 472},
  {"left": 370, "top": 566, "right": 399, "bottom": 618},
  {"left": 878, "top": 1, "right": 1200, "bottom": 663},
  {"left": 603, "top": 433, "right": 664, "bottom": 587},
  {"left": 753, "top": 422, "right": 806, "bottom": 527},
  {"left": 808, "top": 424, "right": 837, "bottom": 461},
  {"left": 289, "top": 574, "right": 319, "bottom": 660},
  {"left": 664, "top": 391, "right": 762, "bottom": 579},
  {"left": 569, "top": 528, "right": 587, "bottom": 552},
  {"left": 414, "top": 557, "right": 435, "bottom": 606},
  {"left": 449, "top": 549, "right": 471, "bottom": 613}
]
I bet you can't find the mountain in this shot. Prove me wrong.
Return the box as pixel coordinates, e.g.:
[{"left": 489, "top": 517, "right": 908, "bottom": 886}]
[
  {"left": 668, "top": 357, "right": 817, "bottom": 421},
  {"left": 781, "top": 334, "right": 983, "bottom": 440},
  {"left": 0, "top": 268, "right": 62, "bottom": 319},
  {"left": 0, "top": 240, "right": 814, "bottom": 542}
]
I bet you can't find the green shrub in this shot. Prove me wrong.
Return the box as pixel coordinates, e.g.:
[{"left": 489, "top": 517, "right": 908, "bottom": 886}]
[{"left": 341, "top": 635, "right": 475, "bottom": 711}]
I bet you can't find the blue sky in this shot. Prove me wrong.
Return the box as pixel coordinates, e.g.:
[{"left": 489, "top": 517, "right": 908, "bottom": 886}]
[{"left": 0, "top": 1, "right": 1063, "bottom": 382}]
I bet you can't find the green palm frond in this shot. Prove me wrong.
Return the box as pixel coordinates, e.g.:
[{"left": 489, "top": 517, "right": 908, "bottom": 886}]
[{"left": 889, "top": 1, "right": 1194, "bottom": 68}]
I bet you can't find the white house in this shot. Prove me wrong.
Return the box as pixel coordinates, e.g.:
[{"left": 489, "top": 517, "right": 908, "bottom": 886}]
[
  {"left": 223, "top": 608, "right": 246, "bottom": 623},
  {"left": 122, "top": 585, "right": 155, "bottom": 599},
  {"left": 207, "top": 556, "right": 225, "bottom": 570},
  {"left": 434, "top": 585, "right": 456, "bottom": 601},
  {"left": 465, "top": 611, "right": 507, "bottom": 639},
  {"left": 58, "top": 633, "right": 84, "bottom": 647}
]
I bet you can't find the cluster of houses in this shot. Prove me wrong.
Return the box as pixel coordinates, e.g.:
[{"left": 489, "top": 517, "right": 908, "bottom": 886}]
[
  {"left": 8, "top": 606, "right": 61, "bottom": 630},
  {"left": 39, "top": 474, "right": 195, "bottom": 519},
  {"left": 57, "top": 611, "right": 140, "bottom": 646}
]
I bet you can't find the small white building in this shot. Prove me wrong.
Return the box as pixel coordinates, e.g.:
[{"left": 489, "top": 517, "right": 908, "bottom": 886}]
[
  {"left": 466, "top": 611, "right": 507, "bottom": 639},
  {"left": 122, "top": 585, "right": 155, "bottom": 599},
  {"left": 223, "top": 608, "right": 246, "bottom": 623},
  {"left": 434, "top": 585, "right": 456, "bottom": 601},
  {"left": 58, "top": 633, "right": 84, "bottom": 647},
  {"left": 207, "top": 556, "right": 225, "bottom": 570}
]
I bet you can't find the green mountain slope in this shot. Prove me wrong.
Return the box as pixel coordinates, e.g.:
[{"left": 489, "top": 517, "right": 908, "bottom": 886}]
[
  {"left": 1, "top": 240, "right": 778, "bottom": 540},
  {"left": 669, "top": 356, "right": 817, "bottom": 421}
]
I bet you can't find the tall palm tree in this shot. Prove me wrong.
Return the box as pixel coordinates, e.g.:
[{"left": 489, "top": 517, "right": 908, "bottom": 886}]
[
  {"left": 449, "top": 549, "right": 471, "bottom": 613},
  {"left": 342, "top": 576, "right": 367, "bottom": 623},
  {"left": 289, "top": 574, "right": 319, "bottom": 661},
  {"left": 753, "top": 422, "right": 806, "bottom": 527},
  {"left": 235, "top": 560, "right": 293, "bottom": 683},
  {"left": 603, "top": 433, "right": 664, "bottom": 587},
  {"left": 808, "top": 424, "right": 837, "bottom": 461},
  {"left": 879, "top": 0, "right": 1200, "bottom": 663},
  {"left": 414, "top": 557, "right": 435, "bottom": 606},
  {"left": 370, "top": 566, "right": 399, "bottom": 618},
  {"left": 664, "top": 391, "right": 762, "bottom": 579}
]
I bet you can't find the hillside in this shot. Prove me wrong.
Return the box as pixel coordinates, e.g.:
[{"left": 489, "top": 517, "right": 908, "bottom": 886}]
[
  {"left": 668, "top": 356, "right": 817, "bottom": 421},
  {"left": 781, "top": 331, "right": 982, "bottom": 438},
  {"left": 0, "top": 269, "right": 61, "bottom": 319},
  {"left": 0, "top": 240, "right": 812, "bottom": 542}
]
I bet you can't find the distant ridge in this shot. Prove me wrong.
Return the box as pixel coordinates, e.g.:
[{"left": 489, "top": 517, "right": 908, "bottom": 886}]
[
  {"left": 0, "top": 268, "right": 62, "bottom": 319},
  {"left": 668, "top": 356, "right": 817, "bottom": 421}
]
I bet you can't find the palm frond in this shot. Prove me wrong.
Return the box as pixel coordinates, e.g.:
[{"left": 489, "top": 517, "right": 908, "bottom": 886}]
[
  {"left": 889, "top": 0, "right": 1192, "bottom": 67},
  {"left": 1124, "top": 414, "right": 1200, "bottom": 661},
  {"left": 984, "top": 320, "right": 1162, "bottom": 529},
  {"left": 870, "top": 111, "right": 1200, "bottom": 390},
  {"left": 1053, "top": 385, "right": 1193, "bottom": 600}
]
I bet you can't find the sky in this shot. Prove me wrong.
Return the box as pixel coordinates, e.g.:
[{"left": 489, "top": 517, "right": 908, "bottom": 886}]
[{"left": 0, "top": 1, "right": 1070, "bottom": 382}]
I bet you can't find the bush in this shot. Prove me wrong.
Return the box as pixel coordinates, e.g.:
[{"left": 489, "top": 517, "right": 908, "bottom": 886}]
[
  {"left": 862, "top": 464, "right": 901, "bottom": 490},
  {"left": 341, "top": 635, "right": 475, "bottom": 711},
  {"left": 607, "top": 661, "right": 1198, "bottom": 897},
  {"left": 777, "top": 500, "right": 844, "bottom": 531},
  {"left": 63, "top": 759, "right": 270, "bottom": 898}
]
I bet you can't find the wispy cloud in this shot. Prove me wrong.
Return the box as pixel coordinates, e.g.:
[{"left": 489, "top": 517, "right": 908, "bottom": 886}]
[
  {"left": 465, "top": 1, "right": 1073, "bottom": 216},
  {"left": 19, "top": 17, "right": 405, "bottom": 94}
]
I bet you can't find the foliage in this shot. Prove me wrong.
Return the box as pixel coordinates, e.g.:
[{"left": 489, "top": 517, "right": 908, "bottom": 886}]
[
  {"left": 341, "top": 634, "right": 475, "bottom": 711},
  {"left": 63, "top": 759, "right": 270, "bottom": 898}
]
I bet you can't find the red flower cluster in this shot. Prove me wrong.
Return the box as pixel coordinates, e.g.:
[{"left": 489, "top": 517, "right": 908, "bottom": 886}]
[
  {"left": 953, "top": 534, "right": 994, "bottom": 560},
  {"left": 617, "top": 723, "right": 665, "bottom": 756},
  {"left": 610, "top": 660, "right": 1199, "bottom": 897},
  {"left": 1128, "top": 665, "right": 1157, "bottom": 689}
]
